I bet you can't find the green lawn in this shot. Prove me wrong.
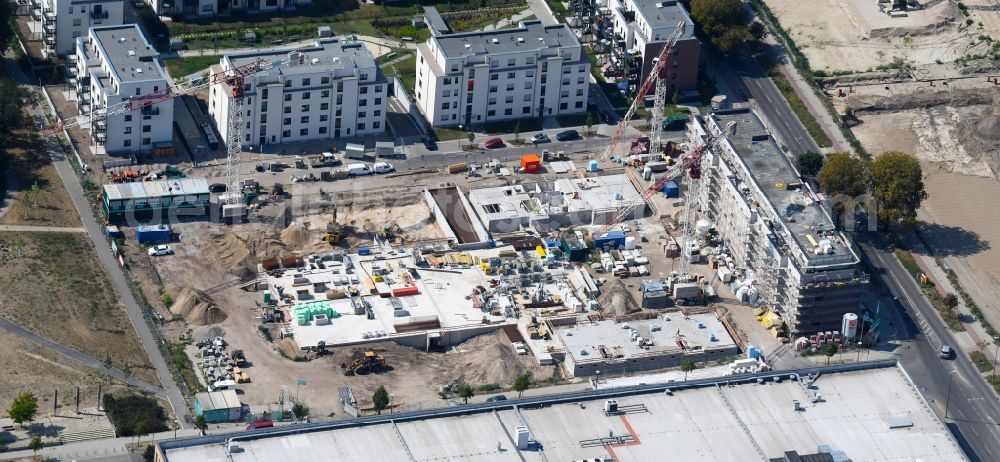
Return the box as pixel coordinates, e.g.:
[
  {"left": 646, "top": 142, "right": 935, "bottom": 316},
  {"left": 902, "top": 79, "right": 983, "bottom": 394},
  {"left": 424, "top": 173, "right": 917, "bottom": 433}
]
[
  {"left": 162, "top": 55, "right": 222, "bottom": 79},
  {"left": 971, "top": 350, "right": 994, "bottom": 373},
  {"left": 481, "top": 119, "right": 541, "bottom": 135},
  {"left": 555, "top": 114, "right": 592, "bottom": 128},
  {"left": 382, "top": 55, "right": 417, "bottom": 96},
  {"left": 752, "top": 45, "right": 833, "bottom": 148},
  {"left": 430, "top": 126, "right": 470, "bottom": 141}
]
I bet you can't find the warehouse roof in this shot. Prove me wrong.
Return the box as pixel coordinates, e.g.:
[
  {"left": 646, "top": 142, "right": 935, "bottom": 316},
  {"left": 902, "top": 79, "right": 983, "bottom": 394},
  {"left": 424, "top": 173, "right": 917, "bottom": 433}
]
[
  {"left": 195, "top": 390, "right": 241, "bottom": 411},
  {"left": 433, "top": 20, "right": 580, "bottom": 58},
  {"left": 158, "top": 362, "right": 966, "bottom": 462},
  {"left": 103, "top": 178, "right": 209, "bottom": 201}
]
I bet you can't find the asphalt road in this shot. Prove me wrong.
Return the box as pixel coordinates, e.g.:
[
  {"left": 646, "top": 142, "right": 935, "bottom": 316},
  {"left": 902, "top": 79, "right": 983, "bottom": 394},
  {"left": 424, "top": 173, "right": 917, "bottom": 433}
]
[
  {"left": 707, "top": 46, "right": 820, "bottom": 156},
  {"left": 1, "top": 50, "right": 193, "bottom": 429},
  {"left": 858, "top": 232, "right": 1000, "bottom": 461},
  {"left": 0, "top": 316, "right": 164, "bottom": 395}
]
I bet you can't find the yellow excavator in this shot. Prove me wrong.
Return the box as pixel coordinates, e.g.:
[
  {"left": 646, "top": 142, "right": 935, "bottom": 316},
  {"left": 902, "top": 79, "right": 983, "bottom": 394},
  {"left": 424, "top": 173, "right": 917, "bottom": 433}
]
[
  {"left": 322, "top": 206, "right": 345, "bottom": 244},
  {"left": 341, "top": 351, "right": 386, "bottom": 375}
]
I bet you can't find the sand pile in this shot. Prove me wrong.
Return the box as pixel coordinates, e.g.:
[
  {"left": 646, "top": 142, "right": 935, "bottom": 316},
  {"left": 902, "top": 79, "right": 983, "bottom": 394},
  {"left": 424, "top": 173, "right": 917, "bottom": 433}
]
[
  {"left": 168, "top": 286, "right": 227, "bottom": 326},
  {"left": 280, "top": 222, "right": 312, "bottom": 249},
  {"left": 447, "top": 331, "right": 539, "bottom": 386},
  {"left": 598, "top": 279, "right": 640, "bottom": 317},
  {"left": 209, "top": 231, "right": 288, "bottom": 274}
]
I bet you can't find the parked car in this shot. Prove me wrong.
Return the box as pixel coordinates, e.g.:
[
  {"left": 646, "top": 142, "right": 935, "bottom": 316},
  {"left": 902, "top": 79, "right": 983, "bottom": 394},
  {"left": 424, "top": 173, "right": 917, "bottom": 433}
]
[
  {"left": 372, "top": 162, "right": 395, "bottom": 174},
  {"left": 529, "top": 133, "right": 551, "bottom": 144},
  {"left": 484, "top": 137, "right": 505, "bottom": 149},
  {"left": 939, "top": 345, "right": 954, "bottom": 359},
  {"left": 556, "top": 130, "right": 580, "bottom": 141},
  {"left": 209, "top": 183, "right": 227, "bottom": 193},
  {"left": 485, "top": 395, "right": 508, "bottom": 402},
  {"left": 147, "top": 245, "right": 173, "bottom": 256},
  {"left": 346, "top": 163, "right": 372, "bottom": 176},
  {"left": 423, "top": 138, "right": 438, "bottom": 151}
]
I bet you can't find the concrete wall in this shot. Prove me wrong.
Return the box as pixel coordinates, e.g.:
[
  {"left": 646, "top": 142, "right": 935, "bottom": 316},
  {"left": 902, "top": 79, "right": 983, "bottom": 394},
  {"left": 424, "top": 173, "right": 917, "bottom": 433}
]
[
  {"left": 389, "top": 323, "right": 506, "bottom": 350},
  {"left": 565, "top": 346, "right": 738, "bottom": 377},
  {"left": 424, "top": 188, "right": 460, "bottom": 245}
]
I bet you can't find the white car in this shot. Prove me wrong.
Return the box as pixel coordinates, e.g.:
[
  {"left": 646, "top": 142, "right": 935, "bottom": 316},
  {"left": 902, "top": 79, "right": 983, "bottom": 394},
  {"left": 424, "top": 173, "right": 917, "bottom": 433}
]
[
  {"left": 529, "top": 133, "right": 551, "bottom": 144},
  {"left": 147, "top": 244, "right": 173, "bottom": 256},
  {"left": 373, "top": 162, "right": 395, "bottom": 174}
]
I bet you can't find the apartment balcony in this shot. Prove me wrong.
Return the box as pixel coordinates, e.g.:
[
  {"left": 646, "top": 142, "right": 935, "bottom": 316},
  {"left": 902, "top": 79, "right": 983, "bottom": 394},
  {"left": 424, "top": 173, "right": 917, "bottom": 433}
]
[
  {"left": 90, "top": 10, "right": 109, "bottom": 20},
  {"left": 31, "top": 7, "right": 42, "bottom": 21},
  {"left": 94, "top": 120, "right": 106, "bottom": 132},
  {"left": 42, "top": 10, "right": 55, "bottom": 24},
  {"left": 141, "top": 105, "right": 160, "bottom": 116}
]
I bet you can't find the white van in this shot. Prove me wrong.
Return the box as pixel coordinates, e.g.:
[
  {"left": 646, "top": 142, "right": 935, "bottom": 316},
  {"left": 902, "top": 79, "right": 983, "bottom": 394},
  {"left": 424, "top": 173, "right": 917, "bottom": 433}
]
[
  {"left": 347, "top": 163, "right": 371, "bottom": 176},
  {"left": 210, "top": 379, "right": 236, "bottom": 391},
  {"left": 373, "top": 162, "right": 394, "bottom": 174}
]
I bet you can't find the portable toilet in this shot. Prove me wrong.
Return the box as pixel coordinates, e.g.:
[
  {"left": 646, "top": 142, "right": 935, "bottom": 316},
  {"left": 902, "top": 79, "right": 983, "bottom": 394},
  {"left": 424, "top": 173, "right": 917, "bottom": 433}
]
[
  {"left": 662, "top": 181, "right": 679, "bottom": 198},
  {"left": 520, "top": 154, "right": 541, "bottom": 173},
  {"left": 588, "top": 159, "right": 599, "bottom": 172}
]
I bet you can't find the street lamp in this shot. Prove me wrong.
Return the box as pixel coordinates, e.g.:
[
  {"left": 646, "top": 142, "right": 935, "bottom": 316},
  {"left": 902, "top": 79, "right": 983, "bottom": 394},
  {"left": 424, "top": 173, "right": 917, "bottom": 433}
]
[
  {"left": 944, "top": 370, "right": 958, "bottom": 420},
  {"left": 856, "top": 342, "right": 862, "bottom": 362},
  {"left": 993, "top": 336, "right": 999, "bottom": 381}
]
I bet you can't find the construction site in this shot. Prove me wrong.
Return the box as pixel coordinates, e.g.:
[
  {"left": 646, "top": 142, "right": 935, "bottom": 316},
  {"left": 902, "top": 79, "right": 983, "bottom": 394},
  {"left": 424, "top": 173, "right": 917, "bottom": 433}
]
[{"left": 43, "top": 19, "right": 885, "bottom": 426}]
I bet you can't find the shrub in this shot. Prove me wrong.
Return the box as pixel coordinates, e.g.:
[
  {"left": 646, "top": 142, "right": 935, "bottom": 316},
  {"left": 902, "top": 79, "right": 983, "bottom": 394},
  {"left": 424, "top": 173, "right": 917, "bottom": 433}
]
[{"left": 102, "top": 394, "right": 168, "bottom": 437}]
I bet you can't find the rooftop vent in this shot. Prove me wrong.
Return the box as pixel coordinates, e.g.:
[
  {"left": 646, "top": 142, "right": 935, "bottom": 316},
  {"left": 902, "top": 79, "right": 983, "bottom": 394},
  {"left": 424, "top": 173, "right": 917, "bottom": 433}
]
[
  {"left": 119, "top": 37, "right": 126, "bottom": 43},
  {"left": 464, "top": 44, "right": 472, "bottom": 49},
  {"left": 135, "top": 68, "right": 143, "bottom": 73},
  {"left": 127, "top": 50, "right": 136, "bottom": 57},
  {"left": 517, "top": 37, "right": 525, "bottom": 43},
  {"left": 491, "top": 38, "right": 499, "bottom": 44},
  {"left": 311, "top": 57, "right": 320, "bottom": 64}
]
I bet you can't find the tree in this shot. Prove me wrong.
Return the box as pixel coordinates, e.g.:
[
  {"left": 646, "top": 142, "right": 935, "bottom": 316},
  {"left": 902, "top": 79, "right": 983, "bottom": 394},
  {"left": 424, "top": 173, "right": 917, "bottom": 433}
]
[
  {"left": 821, "top": 342, "right": 838, "bottom": 365},
  {"left": 9, "top": 391, "right": 38, "bottom": 427},
  {"left": 796, "top": 152, "right": 824, "bottom": 178},
  {"left": 104, "top": 352, "right": 114, "bottom": 384},
  {"left": 13, "top": 235, "right": 24, "bottom": 257},
  {"left": 29, "top": 436, "right": 42, "bottom": 453},
  {"left": 513, "top": 373, "right": 531, "bottom": 398},
  {"left": 143, "top": 445, "right": 155, "bottom": 462},
  {"left": 679, "top": 358, "right": 697, "bottom": 380},
  {"left": 871, "top": 151, "right": 927, "bottom": 230},
  {"left": 292, "top": 402, "right": 309, "bottom": 420},
  {"left": 372, "top": 385, "right": 390, "bottom": 415},
  {"left": 466, "top": 131, "right": 475, "bottom": 149},
  {"left": 585, "top": 112, "right": 594, "bottom": 136},
  {"left": 690, "top": 0, "right": 755, "bottom": 53},
  {"left": 457, "top": 385, "right": 474, "bottom": 404},
  {"left": 943, "top": 293, "right": 959, "bottom": 309},
  {"left": 0, "top": 79, "right": 29, "bottom": 138},
  {"left": 818, "top": 153, "right": 870, "bottom": 197},
  {"left": 132, "top": 421, "right": 146, "bottom": 444},
  {"left": 513, "top": 120, "right": 521, "bottom": 142},
  {"left": 0, "top": 2, "right": 13, "bottom": 54},
  {"left": 193, "top": 415, "right": 207, "bottom": 434}
]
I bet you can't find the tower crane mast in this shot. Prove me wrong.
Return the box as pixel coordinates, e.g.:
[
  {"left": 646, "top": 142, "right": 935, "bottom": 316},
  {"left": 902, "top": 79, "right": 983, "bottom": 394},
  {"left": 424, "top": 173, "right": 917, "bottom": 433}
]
[{"left": 599, "top": 21, "right": 686, "bottom": 161}]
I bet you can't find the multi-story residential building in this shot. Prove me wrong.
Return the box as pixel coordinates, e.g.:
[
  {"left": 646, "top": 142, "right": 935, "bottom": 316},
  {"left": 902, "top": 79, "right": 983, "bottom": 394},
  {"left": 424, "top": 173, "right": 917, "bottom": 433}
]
[
  {"left": 29, "top": 0, "right": 123, "bottom": 57},
  {"left": 606, "top": 0, "right": 699, "bottom": 93},
  {"left": 74, "top": 24, "right": 173, "bottom": 156},
  {"left": 690, "top": 108, "right": 871, "bottom": 336},
  {"left": 208, "top": 38, "right": 387, "bottom": 149},
  {"left": 415, "top": 20, "right": 590, "bottom": 127},
  {"left": 150, "top": 0, "right": 309, "bottom": 18}
]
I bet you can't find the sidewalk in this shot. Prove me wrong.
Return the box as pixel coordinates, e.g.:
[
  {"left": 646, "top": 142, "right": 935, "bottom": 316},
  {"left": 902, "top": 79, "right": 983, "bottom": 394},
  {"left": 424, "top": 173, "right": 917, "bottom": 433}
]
[
  {"left": 759, "top": 34, "right": 851, "bottom": 154},
  {"left": 905, "top": 233, "right": 999, "bottom": 378}
]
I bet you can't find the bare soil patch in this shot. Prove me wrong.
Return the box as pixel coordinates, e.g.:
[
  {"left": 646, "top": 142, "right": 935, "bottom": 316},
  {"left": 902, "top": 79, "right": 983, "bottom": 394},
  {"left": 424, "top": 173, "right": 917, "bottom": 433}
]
[
  {"left": 0, "top": 129, "right": 80, "bottom": 227},
  {"left": 0, "top": 232, "right": 158, "bottom": 386}
]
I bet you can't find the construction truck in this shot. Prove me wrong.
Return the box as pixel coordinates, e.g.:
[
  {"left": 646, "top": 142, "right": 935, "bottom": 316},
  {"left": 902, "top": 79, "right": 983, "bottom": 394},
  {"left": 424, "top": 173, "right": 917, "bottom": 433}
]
[
  {"left": 379, "top": 223, "right": 401, "bottom": 239},
  {"left": 341, "top": 351, "right": 386, "bottom": 375},
  {"left": 232, "top": 349, "right": 247, "bottom": 367}
]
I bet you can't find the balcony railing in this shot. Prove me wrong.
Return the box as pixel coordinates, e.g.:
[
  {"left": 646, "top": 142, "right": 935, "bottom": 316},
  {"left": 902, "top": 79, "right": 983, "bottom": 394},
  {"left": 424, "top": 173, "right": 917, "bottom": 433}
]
[
  {"left": 141, "top": 105, "right": 160, "bottom": 116},
  {"left": 90, "top": 10, "right": 109, "bottom": 20}
]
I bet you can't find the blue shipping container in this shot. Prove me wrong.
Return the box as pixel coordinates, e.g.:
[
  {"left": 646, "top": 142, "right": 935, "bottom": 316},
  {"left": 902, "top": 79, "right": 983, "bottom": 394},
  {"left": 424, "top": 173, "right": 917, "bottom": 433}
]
[
  {"left": 662, "top": 180, "right": 679, "bottom": 198},
  {"left": 135, "top": 224, "right": 171, "bottom": 244},
  {"left": 593, "top": 230, "right": 626, "bottom": 249}
]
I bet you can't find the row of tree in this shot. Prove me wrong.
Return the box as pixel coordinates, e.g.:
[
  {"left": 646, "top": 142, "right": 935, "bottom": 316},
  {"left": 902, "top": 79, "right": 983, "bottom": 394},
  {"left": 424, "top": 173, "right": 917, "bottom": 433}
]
[{"left": 797, "top": 151, "right": 927, "bottom": 230}]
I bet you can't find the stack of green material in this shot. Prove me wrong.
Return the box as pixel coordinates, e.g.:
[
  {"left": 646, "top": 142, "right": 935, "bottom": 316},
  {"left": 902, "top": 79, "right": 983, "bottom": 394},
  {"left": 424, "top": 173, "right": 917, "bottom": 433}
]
[{"left": 292, "top": 302, "right": 340, "bottom": 325}]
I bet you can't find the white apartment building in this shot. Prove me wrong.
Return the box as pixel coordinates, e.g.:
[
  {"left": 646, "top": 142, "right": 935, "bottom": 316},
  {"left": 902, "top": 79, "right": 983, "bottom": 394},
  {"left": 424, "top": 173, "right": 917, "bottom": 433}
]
[
  {"left": 151, "top": 0, "right": 310, "bottom": 18},
  {"left": 30, "top": 0, "right": 123, "bottom": 57},
  {"left": 208, "top": 38, "right": 387, "bottom": 150},
  {"left": 607, "top": 0, "right": 700, "bottom": 92},
  {"left": 415, "top": 20, "right": 590, "bottom": 127},
  {"left": 74, "top": 24, "right": 174, "bottom": 156}
]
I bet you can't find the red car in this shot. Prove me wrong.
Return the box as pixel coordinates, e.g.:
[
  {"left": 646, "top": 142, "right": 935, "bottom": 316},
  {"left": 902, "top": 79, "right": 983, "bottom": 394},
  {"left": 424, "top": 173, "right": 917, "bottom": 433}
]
[{"left": 484, "top": 137, "right": 504, "bottom": 149}]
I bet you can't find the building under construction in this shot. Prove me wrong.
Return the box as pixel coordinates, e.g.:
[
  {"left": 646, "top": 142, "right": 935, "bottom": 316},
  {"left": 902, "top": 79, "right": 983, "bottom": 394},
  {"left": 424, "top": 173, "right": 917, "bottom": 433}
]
[{"left": 689, "top": 109, "right": 870, "bottom": 336}]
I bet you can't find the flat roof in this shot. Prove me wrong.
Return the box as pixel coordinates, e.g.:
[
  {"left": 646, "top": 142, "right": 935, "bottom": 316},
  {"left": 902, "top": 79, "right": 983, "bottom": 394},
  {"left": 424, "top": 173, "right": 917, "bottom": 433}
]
[
  {"left": 630, "top": 0, "right": 691, "bottom": 30},
  {"left": 195, "top": 390, "right": 241, "bottom": 411},
  {"left": 467, "top": 174, "right": 642, "bottom": 224},
  {"left": 90, "top": 24, "right": 165, "bottom": 84},
  {"left": 423, "top": 6, "right": 451, "bottom": 35},
  {"left": 159, "top": 362, "right": 967, "bottom": 462},
  {"left": 557, "top": 313, "right": 736, "bottom": 360},
  {"left": 709, "top": 109, "right": 859, "bottom": 268},
  {"left": 269, "top": 250, "right": 510, "bottom": 347},
  {"left": 432, "top": 20, "right": 580, "bottom": 58},
  {"left": 224, "top": 38, "right": 377, "bottom": 78},
  {"left": 103, "top": 178, "right": 209, "bottom": 201}
]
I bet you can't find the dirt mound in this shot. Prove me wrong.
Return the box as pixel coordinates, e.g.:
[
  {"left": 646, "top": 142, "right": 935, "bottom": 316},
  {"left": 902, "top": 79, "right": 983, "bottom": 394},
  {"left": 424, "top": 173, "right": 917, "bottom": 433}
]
[
  {"left": 848, "top": 87, "right": 993, "bottom": 114},
  {"left": 957, "top": 103, "right": 1000, "bottom": 175},
  {"left": 209, "top": 231, "right": 288, "bottom": 274},
  {"left": 446, "top": 331, "right": 539, "bottom": 386},
  {"left": 280, "top": 222, "right": 312, "bottom": 249},
  {"left": 168, "top": 286, "right": 227, "bottom": 326},
  {"left": 816, "top": 70, "right": 911, "bottom": 88},
  {"left": 598, "top": 279, "right": 640, "bottom": 317}
]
